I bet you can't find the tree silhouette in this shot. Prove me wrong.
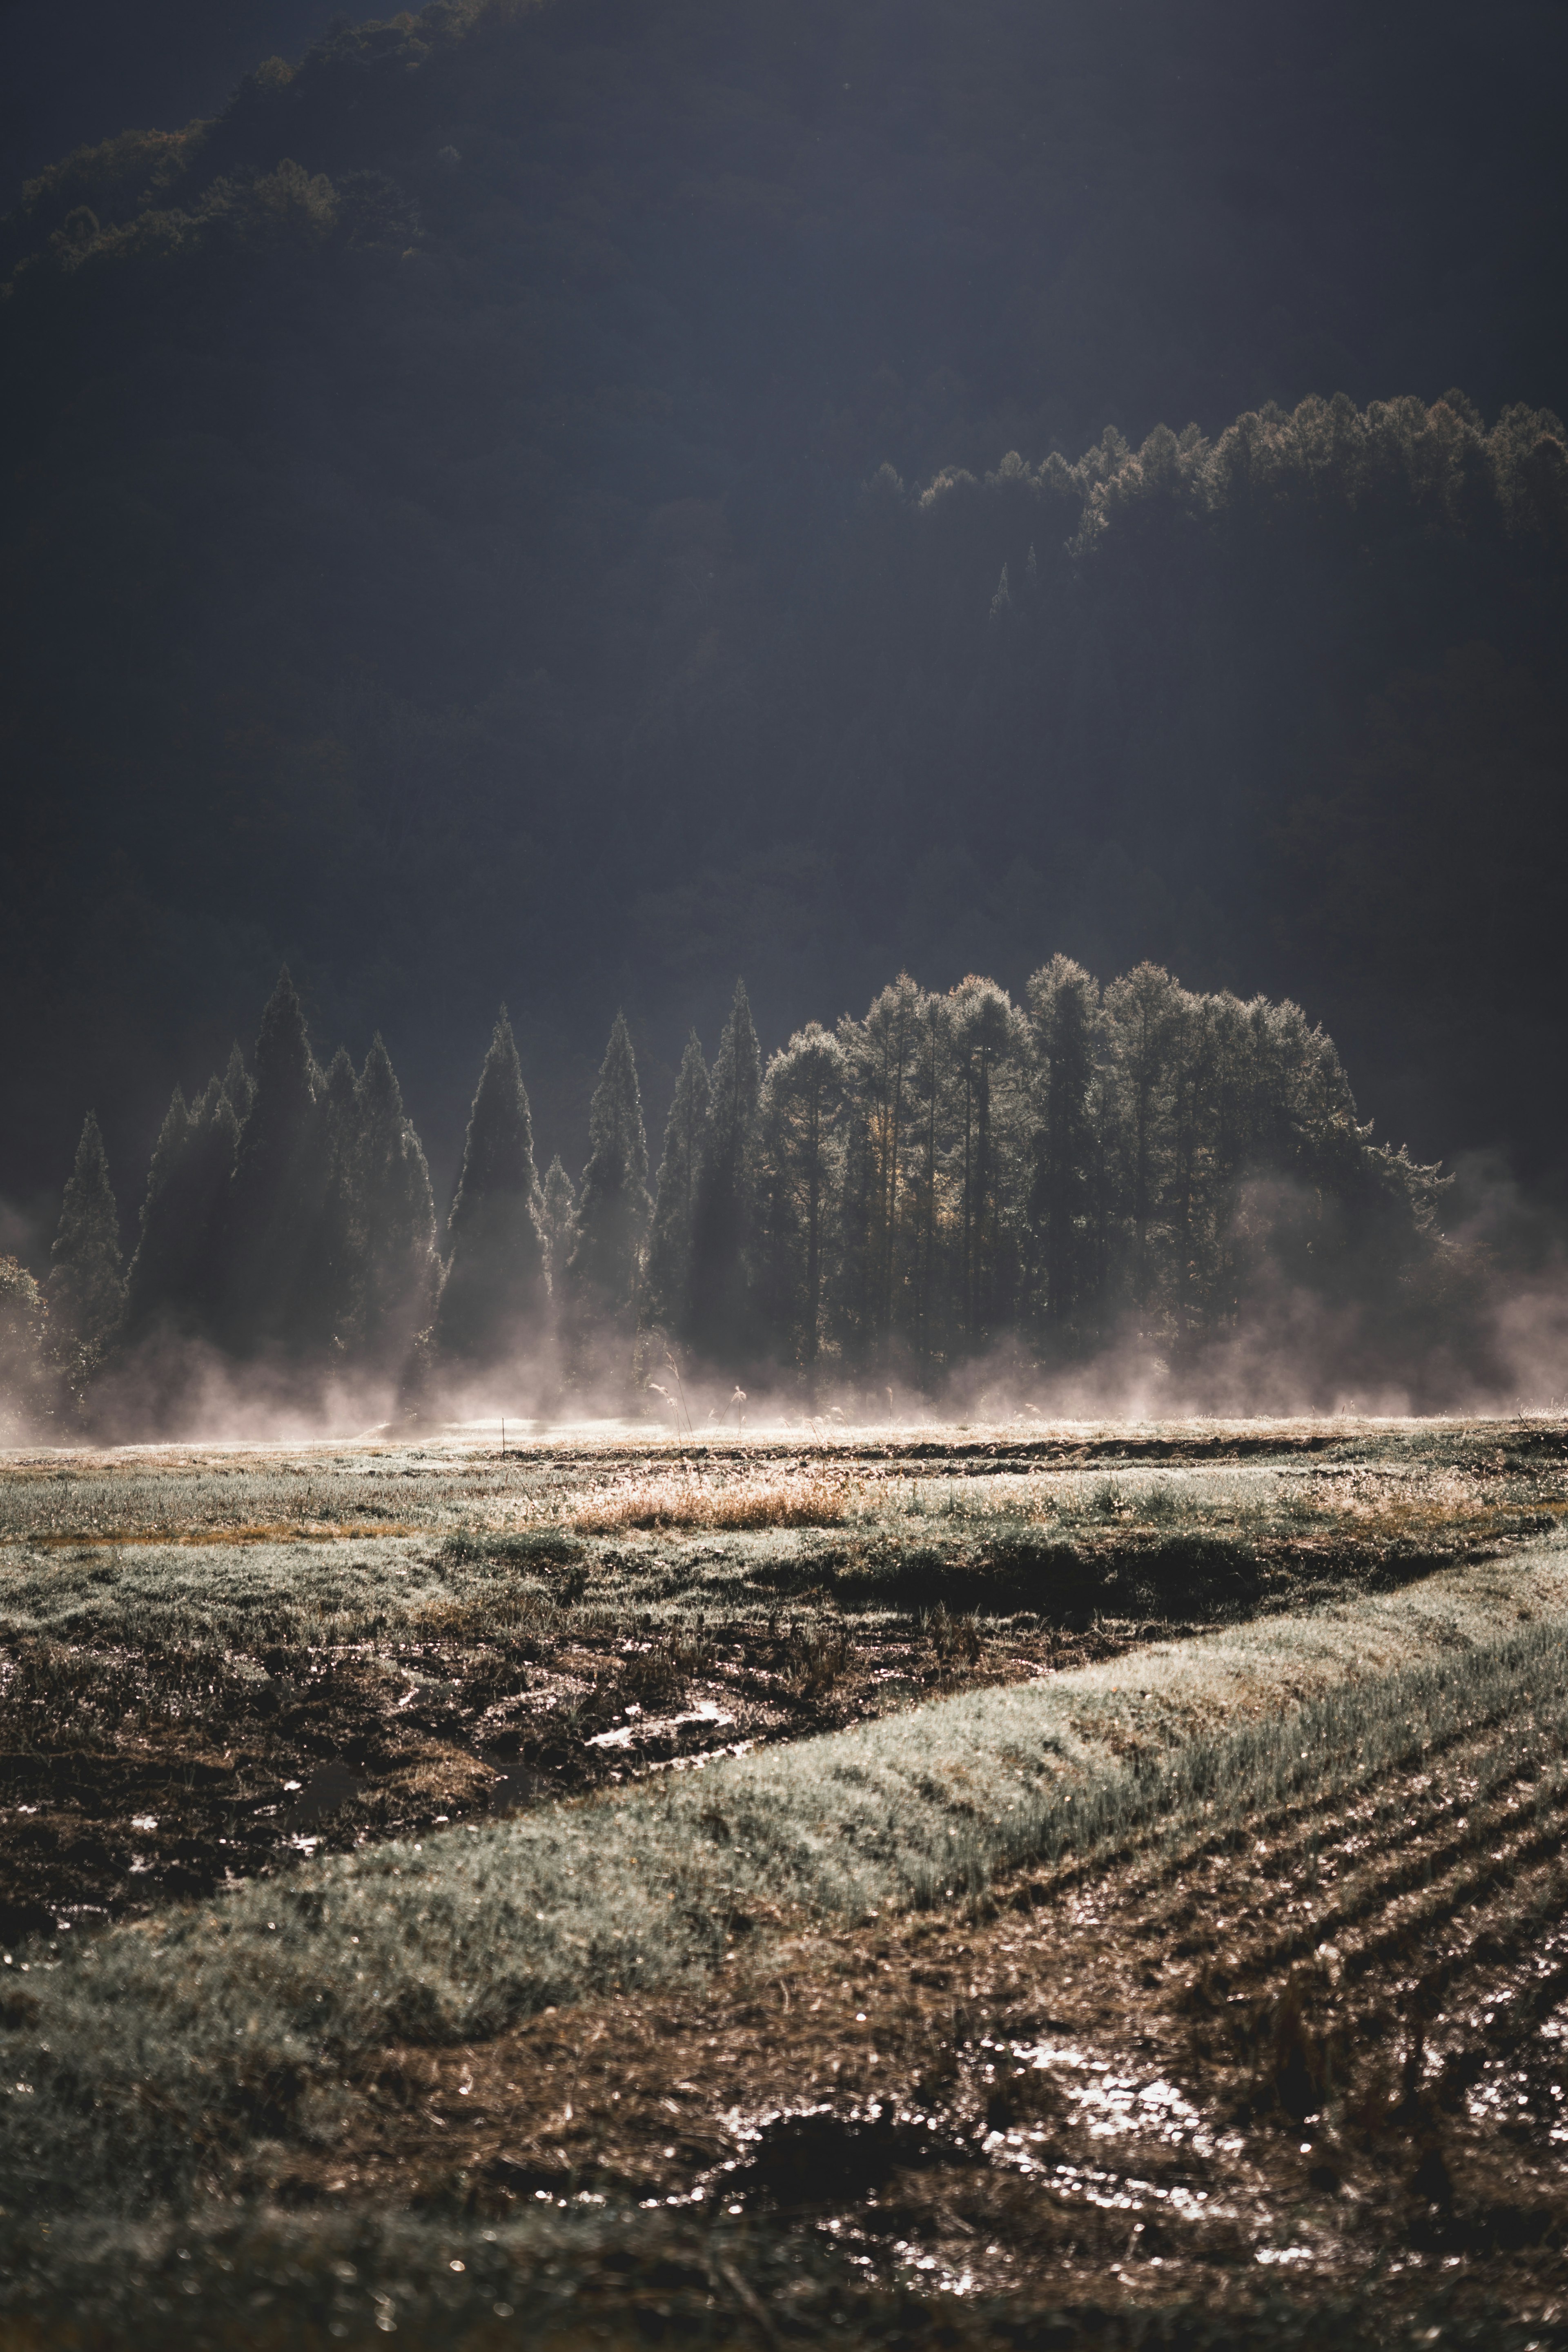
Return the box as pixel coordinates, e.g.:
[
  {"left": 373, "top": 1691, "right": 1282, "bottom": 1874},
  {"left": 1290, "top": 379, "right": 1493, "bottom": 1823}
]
[{"left": 434, "top": 1009, "right": 546, "bottom": 1373}]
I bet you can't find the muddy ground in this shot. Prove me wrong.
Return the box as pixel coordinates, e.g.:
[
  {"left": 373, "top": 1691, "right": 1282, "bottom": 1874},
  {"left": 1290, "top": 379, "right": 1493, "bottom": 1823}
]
[
  {"left": 7, "top": 1419, "right": 1568, "bottom": 2345},
  {"left": 0, "top": 1605, "right": 1152, "bottom": 1945},
  {"left": 267, "top": 1657, "right": 1568, "bottom": 2339},
  {"left": 7, "top": 1417, "right": 1565, "bottom": 1946}
]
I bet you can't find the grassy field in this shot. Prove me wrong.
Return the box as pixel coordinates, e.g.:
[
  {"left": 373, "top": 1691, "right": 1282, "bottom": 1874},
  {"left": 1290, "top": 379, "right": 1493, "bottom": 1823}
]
[{"left": 4, "top": 1414, "right": 1568, "bottom": 2347}]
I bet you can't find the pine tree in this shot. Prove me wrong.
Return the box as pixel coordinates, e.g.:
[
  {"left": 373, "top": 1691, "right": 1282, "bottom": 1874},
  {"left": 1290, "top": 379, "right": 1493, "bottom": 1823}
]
[
  {"left": 354, "top": 1034, "right": 439, "bottom": 1363},
  {"left": 539, "top": 1158, "right": 578, "bottom": 1290},
  {"left": 688, "top": 980, "right": 761, "bottom": 1357},
  {"left": 224, "top": 967, "right": 324, "bottom": 1353},
  {"left": 434, "top": 1008, "right": 547, "bottom": 1370},
  {"left": 566, "top": 1012, "right": 651, "bottom": 1350},
  {"left": 222, "top": 1043, "right": 255, "bottom": 1128},
  {"left": 1103, "top": 962, "right": 1182, "bottom": 1321},
  {"left": 755, "top": 1024, "right": 845, "bottom": 1385},
  {"left": 1027, "top": 956, "right": 1099, "bottom": 1337},
  {"left": 949, "top": 976, "right": 1025, "bottom": 1345},
  {"left": 644, "top": 1031, "right": 709, "bottom": 1334},
  {"left": 304, "top": 1045, "right": 361, "bottom": 1352},
  {"left": 123, "top": 1078, "right": 242, "bottom": 1341},
  {"left": 907, "top": 988, "right": 953, "bottom": 1370},
  {"left": 46, "top": 1112, "right": 125, "bottom": 1376},
  {"left": 839, "top": 975, "right": 924, "bottom": 1361}
]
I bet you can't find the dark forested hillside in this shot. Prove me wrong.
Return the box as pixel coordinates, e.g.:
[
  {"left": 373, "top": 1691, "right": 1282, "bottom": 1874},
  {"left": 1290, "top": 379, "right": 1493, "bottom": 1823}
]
[{"left": 3, "top": 0, "right": 1567, "bottom": 1231}]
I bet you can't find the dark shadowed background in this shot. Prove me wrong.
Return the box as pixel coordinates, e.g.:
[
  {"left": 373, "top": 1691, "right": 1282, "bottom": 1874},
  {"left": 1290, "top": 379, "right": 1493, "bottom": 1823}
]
[
  {"left": 2, "top": 0, "right": 1566, "bottom": 1247},
  {"left": 0, "top": 0, "right": 346, "bottom": 197}
]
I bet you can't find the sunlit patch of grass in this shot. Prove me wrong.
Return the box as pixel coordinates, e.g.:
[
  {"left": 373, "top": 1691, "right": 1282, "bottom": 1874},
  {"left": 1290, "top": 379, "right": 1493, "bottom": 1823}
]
[{"left": 565, "top": 1465, "right": 860, "bottom": 1534}]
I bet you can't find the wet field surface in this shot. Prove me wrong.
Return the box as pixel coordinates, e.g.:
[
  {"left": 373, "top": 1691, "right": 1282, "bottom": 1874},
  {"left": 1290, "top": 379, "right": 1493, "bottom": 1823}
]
[
  {"left": 8, "top": 1415, "right": 1564, "bottom": 1945},
  {"left": 281, "top": 1661, "right": 1568, "bottom": 2336},
  {"left": 7, "top": 1417, "right": 1568, "bottom": 2345}
]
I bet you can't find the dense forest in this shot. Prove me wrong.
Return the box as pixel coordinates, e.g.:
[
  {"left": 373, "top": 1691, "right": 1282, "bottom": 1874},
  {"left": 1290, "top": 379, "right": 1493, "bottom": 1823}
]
[
  {"left": 0, "top": 962, "right": 1463, "bottom": 1435},
  {"left": 2, "top": 0, "right": 1568, "bottom": 1251}
]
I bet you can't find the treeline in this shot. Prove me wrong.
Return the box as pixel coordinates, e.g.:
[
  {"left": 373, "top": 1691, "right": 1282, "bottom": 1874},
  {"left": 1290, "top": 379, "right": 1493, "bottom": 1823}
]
[
  {"left": 4, "top": 0, "right": 1568, "bottom": 1221},
  {"left": 1, "top": 960, "right": 1450, "bottom": 1433}
]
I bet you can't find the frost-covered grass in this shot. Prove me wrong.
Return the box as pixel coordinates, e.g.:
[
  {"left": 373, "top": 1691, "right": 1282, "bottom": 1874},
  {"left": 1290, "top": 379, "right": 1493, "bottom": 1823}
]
[{"left": 5, "top": 1537, "right": 1567, "bottom": 2216}]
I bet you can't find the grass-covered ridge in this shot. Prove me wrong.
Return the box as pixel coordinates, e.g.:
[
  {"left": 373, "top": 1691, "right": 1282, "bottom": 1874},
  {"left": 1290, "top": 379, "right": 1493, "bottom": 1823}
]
[{"left": 6, "top": 1537, "right": 1568, "bottom": 2219}]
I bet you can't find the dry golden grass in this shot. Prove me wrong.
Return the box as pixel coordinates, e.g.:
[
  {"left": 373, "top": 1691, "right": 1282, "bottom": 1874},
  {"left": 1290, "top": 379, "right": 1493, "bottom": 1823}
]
[{"left": 565, "top": 1464, "right": 859, "bottom": 1535}]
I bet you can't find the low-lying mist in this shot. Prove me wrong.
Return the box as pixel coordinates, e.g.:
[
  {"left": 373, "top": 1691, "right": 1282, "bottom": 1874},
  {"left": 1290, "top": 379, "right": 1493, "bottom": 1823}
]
[{"left": 11, "top": 961, "right": 1568, "bottom": 1449}]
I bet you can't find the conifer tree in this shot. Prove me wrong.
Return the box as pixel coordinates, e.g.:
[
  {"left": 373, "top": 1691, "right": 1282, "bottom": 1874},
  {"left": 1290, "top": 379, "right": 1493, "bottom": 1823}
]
[
  {"left": 1027, "top": 956, "right": 1099, "bottom": 1336},
  {"left": 907, "top": 988, "right": 953, "bottom": 1369},
  {"left": 949, "top": 976, "right": 1025, "bottom": 1344},
  {"left": 354, "top": 1034, "right": 439, "bottom": 1362},
  {"left": 688, "top": 980, "right": 761, "bottom": 1357},
  {"left": 222, "top": 1043, "right": 255, "bottom": 1128},
  {"left": 1103, "top": 963, "right": 1182, "bottom": 1320},
  {"left": 839, "top": 975, "right": 924, "bottom": 1360},
  {"left": 46, "top": 1112, "right": 125, "bottom": 1376},
  {"left": 644, "top": 1031, "right": 709, "bottom": 1334},
  {"left": 566, "top": 1013, "right": 651, "bottom": 1351},
  {"left": 539, "top": 1158, "right": 578, "bottom": 1290},
  {"left": 434, "top": 1008, "right": 547, "bottom": 1370},
  {"left": 123, "top": 1078, "right": 242, "bottom": 1341},
  {"left": 303, "top": 1045, "right": 361, "bottom": 1352},
  {"left": 224, "top": 967, "right": 324, "bottom": 1352},
  {"left": 755, "top": 1024, "right": 845, "bottom": 1385}
]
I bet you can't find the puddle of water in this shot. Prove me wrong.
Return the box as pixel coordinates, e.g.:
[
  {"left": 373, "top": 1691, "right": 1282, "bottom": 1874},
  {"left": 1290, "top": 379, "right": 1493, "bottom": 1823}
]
[
  {"left": 984, "top": 2036, "right": 1215, "bottom": 2156},
  {"left": 587, "top": 1699, "right": 735, "bottom": 1750}
]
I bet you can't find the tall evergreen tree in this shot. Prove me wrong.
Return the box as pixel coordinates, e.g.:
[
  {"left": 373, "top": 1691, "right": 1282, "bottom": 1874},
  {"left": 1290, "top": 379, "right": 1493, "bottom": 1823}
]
[
  {"left": 1103, "top": 963, "right": 1182, "bottom": 1321},
  {"left": 434, "top": 1008, "right": 547, "bottom": 1370},
  {"left": 906, "top": 987, "right": 953, "bottom": 1370},
  {"left": 949, "top": 976, "right": 1025, "bottom": 1345},
  {"left": 644, "top": 1030, "right": 708, "bottom": 1333},
  {"left": 222, "top": 1042, "right": 256, "bottom": 1128},
  {"left": 302, "top": 1045, "right": 361, "bottom": 1352},
  {"left": 354, "top": 1034, "right": 438, "bottom": 1363},
  {"left": 123, "top": 1077, "right": 241, "bottom": 1342},
  {"left": 688, "top": 979, "right": 761, "bottom": 1357},
  {"left": 566, "top": 1013, "right": 650, "bottom": 1352},
  {"left": 539, "top": 1157, "right": 578, "bottom": 1290},
  {"left": 837, "top": 975, "right": 926, "bottom": 1366},
  {"left": 1027, "top": 956, "right": 1099, "bottom": 1337},
  {"left": 46, "top": 1111, "right": 125, "bottom": 1376},
  {"left": 224, "top": 967, "right": 324, "bottom": 1353},
  {"left": 755, "top": 1024, "right": 846, "bottom": 1387}
]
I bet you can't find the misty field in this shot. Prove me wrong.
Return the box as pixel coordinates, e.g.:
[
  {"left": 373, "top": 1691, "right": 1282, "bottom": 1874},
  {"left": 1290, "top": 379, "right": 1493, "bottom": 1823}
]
[{"left": 5, "top": 1414, "right": 1568, "bottom": 2349}]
